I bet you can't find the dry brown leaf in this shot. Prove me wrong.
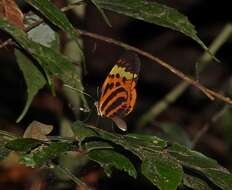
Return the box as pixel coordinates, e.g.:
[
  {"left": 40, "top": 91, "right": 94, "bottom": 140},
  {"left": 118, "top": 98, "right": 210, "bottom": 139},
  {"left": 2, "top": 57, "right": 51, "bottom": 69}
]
[
  {"left": 0, "top": 0, "right": 24, "bottom": 29},
  {"left": 23, "top": 121, "right": 53, "bottom": 141}
]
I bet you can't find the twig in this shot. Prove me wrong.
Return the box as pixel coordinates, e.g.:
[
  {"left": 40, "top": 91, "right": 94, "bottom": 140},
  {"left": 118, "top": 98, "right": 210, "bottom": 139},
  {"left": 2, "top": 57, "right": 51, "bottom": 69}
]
[
  {"left": 56, "top": 165, "right": 92, "bottom": 190},
  {"left": 138, "top": 23, "right": 232, "bottom": 127},
  {"left": 191, "top": 105, "right": 228, "bottom": 148},
  {"left": 0, "top": 130, "right": 17, "bottom": 140},
  {"left": 1, "top": 5, "right": 232, "bottom": 106},
  {"left": 78, "top": 29, "right": 232, "bottom": 104},
  {"left": 0, "top": 38, "right": 13, "bottom": 48}
]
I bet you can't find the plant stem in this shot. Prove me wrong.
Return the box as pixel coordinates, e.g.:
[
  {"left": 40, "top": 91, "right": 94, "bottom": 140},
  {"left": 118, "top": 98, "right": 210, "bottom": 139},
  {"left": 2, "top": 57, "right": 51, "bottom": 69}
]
[{"left": 56, "top": 165, "right": 92, "bottom": 190}]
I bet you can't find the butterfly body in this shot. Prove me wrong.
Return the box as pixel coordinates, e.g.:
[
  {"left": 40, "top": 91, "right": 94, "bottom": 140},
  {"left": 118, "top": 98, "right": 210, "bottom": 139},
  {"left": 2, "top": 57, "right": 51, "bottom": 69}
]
[{"left": 96, "top": 51, "right": 140, "bottom": 131}]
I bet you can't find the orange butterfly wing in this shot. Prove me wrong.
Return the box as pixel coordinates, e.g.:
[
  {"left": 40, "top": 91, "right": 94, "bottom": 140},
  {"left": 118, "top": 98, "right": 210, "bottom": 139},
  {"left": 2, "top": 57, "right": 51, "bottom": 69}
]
[{"left": 96, "top": 51, "right": 140, "bottom": 120}]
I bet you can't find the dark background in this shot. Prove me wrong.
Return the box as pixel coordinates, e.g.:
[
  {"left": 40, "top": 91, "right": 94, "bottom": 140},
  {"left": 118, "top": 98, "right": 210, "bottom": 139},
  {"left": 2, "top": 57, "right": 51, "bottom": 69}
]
[{"left": 0, "top": 0, "right": 232, "bottom": 189}]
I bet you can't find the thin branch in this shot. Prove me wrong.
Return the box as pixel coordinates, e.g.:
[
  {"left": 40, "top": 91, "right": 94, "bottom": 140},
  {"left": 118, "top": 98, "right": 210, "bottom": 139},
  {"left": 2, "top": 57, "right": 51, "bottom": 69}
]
[
  {"left": 138, "top": 23, "right": 232, "bottom": 127},
  {"left": 0, "top": 130, "right": 17, "bottom": 140},
  {"left": 191, "top": 105, "right": 228, "bottom": 148},
  {"left": 0, "top": 38, "right": 13, "bottom": 48},
  {"left": 56, "top": 165, "right": 93, "bottom": 190},
  {"left": 78, "top": 29, "right": 232, "bottom": 104},
  {"left": 1, "top": 5, "right": 232, "bottom": 107}
]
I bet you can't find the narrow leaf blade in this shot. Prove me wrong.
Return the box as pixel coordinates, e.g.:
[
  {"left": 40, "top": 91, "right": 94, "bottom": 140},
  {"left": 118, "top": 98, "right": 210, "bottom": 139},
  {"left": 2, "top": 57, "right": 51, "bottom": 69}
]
[
  {"left": 15, "top": 49, "right": 46, "bottom": 122},
  {"left": 93, "top": 0, "right": 210, "bottom": 53}
]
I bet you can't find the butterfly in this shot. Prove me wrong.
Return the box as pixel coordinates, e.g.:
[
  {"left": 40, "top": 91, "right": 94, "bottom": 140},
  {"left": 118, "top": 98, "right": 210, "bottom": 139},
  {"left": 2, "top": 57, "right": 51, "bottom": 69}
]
[{"left": 95, "top": 51, "right": 140, "bottom": 131}]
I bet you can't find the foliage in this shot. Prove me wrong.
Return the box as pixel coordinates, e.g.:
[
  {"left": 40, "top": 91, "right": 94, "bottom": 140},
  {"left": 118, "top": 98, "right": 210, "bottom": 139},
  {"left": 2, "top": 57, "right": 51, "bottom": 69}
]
[{"left": 0, "top": 0, "right": 231, "bottom": 190}]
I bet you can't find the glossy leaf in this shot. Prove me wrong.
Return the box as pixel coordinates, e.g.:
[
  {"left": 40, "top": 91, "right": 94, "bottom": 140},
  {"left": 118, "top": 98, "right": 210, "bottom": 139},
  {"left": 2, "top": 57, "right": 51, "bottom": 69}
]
[
  {"left": 126, "top": 133, "right": 167, "bottom": 150},
  {"left": 142, "top": 155, "right": 183, "bottom": 190},
  {"left": 168, "top": 143, "right": 218, "bottom": 169},
  {"left": 70, "top": 124, "right": 232, "bottom": 190},
  {"left": 92, "top": 0, "right": 208, "bottom": 51},
  {"left": 73, "top": 125, "right": 167, "bottom": 159},
  {"left": 168, "top": 143, "right": 232, "bottom": 190},
  {"left": 15, "top": 49, "right": 46, "bottom": 122},
  {"left": 21, "top": 142, "right": 72, "bottom": 167},
  {"left": 203, "top": 168, "right": 232, "bottom": 190},
  {"left": 6, "top": 138, "right": 42, "bottom": 152},
  {"left": 88, "top": 149, "right": 137, "bottom": 178},
  {"left": 85, "top": 141, "right": 113, "bottom": 151},
  {"left": 183, "top": 174, "right": 212, "bottom": 190}
]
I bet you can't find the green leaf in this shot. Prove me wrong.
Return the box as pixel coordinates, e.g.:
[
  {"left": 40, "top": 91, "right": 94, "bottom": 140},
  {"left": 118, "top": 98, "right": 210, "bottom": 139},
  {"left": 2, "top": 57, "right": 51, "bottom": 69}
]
[
  {"left": 85, "top": 141, "right": 113, "bottom": 151},
  {"left": 63, "top": 39, "right": 90, "bottom": 114},
  {"left": 183, "top": 174, "right": 212, "bottom": 190},
  {"left": 168, "top": 143, "right": 232, "bottom": 190},
  {"left": 21, "top": 142, "right": 72, "bottom": 167},
  {"left": 71, "top": 121, "right": 97, "bottom": 142},
  {"left": 70, "top": 124, "right": 232, "bottom": 190},
  {"left": 15, "top": 49, "right": 46, "bottom": 122},
  {"left": 88, "top": 149, "right": 137, "bottom": 178},
  {"left": 25, "top": 0, "right": 85, "bottom": 64},
  {"left": 93, "top": 0, "right": 209, "bottom": 52},
  {"left": 6, "top": 138, "right": 42, "bottom": 152},
  {"left": 74, "top": 125, "right": 167, "bottom": 159},
  {"left": 0, "top": 18, "right": 89, "bottom": 111},
  {"left": 141, "top": 155, "right": 183, "bottom": 190},
  {"left": 126, "top": 133, "right": 167, "bottom": 150},
  {"left": 203, "top": 168, "right": 232, "bottom": 190},
  {"left": 168, "top": 143, "right": 218, "bottom": 170}
]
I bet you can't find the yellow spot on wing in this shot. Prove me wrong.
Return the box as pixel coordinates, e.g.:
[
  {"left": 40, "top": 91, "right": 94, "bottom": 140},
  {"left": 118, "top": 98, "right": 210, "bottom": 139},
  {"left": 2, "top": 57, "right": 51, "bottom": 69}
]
[{"left": 110, "top": 65, "right": 137, "bottom": 79}]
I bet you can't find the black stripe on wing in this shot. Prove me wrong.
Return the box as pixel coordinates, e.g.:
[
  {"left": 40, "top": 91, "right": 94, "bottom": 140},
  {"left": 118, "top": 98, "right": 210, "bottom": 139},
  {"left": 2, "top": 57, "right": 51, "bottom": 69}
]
[
  {"left": 100, "top": 87, "right": 127, "bottom": 111},
  {"left": 105, "top": 98, "right": 128, "bottom": 117}
]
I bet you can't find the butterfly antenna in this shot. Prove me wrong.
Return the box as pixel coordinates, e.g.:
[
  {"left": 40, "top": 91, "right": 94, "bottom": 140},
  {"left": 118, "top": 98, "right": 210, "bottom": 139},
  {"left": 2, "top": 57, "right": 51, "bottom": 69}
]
[
  {"left": 63, "top": 84, "right": 96, "bottom": 104},
  {"left": 96, "top": 86, "right": 100, "bottom": 99}
]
